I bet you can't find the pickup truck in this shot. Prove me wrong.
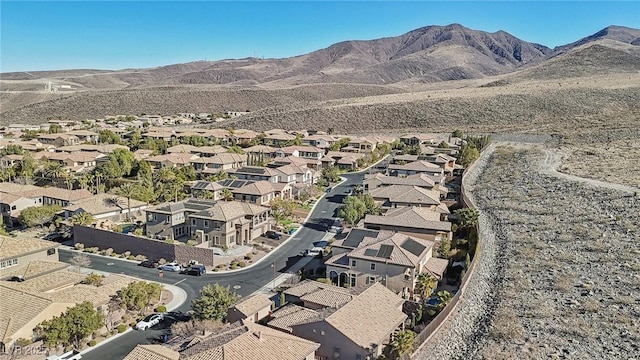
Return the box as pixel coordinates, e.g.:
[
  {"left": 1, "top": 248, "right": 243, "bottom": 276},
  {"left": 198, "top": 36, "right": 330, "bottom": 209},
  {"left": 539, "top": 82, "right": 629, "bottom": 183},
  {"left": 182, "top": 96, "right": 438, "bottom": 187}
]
[{"left": 304, "top": 247, "right": 324, "bottom": 257}]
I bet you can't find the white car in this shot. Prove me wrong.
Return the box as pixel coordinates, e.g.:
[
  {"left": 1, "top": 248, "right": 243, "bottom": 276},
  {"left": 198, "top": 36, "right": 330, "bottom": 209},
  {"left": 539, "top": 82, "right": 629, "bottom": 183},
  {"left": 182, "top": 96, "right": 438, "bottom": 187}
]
[
  {"left": 135, "top": 313, "right": 164, "bottom": 330},
  {"left": 159, "top": 262, "right": 182, "bottom": 272},
  {"left": 304, "top": 247, "right": 323, "bottom": 257}
]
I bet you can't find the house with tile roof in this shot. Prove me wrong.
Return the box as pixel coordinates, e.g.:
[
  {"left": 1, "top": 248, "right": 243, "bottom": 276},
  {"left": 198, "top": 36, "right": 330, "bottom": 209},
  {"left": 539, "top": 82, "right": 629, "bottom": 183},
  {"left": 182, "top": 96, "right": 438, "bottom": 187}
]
[
  {"left": 302, "top": 134, "right": 341, "bottom": 149},
  {"left": 188, "top": 200, "right": 271, "bottom": 247},
  {"left": 227, "top": 293, "right": 274, "bottom": 324},
  {"left": 145, "top": 198, "right": 218, "bottom": 241},
  {"left": 368, "top": 184, "right": 443, "bottom": 209},
  {"left": 146, "top": 153, "right": 200, "bottom": 170},
  {"left": 194, "top": 153, "right": 247, "bottom": 173},
  {"left": 36, "top": 133, "right": 80, "bottom": 147},
  {"left": 125, "top": 320, "right": 319, "bottom": 360},
  {"left": 269, "top": 282, "right": 407, "bottom": 360},
  {"left": 62, "top": 192, "right": 149, "bottom": 222},
  {"left": 363, "top": 206, "right": 452, "bottom": 241},
  {"left": 325, "top": 231, "right": 448, "bottom": 299},
  {"left": 388, "top": 160, "right": 445, "bottom": 178},
  {"left": 0, "top": 183, "right": 93, "bottom": 227},
  {"left": 0, "top": 235, "right": 136, "bottom": 347},
  {"left": 232, "top": 180, "right": 281, "bottom": 205},
  {"left": 399, "top": 133, "right": 440, "bottom": 147}
]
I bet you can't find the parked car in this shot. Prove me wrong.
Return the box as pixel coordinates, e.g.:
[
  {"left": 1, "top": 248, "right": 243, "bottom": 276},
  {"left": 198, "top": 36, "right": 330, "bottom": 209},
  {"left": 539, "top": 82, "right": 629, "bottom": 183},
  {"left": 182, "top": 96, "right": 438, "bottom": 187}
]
[
  {"left": 43, "top": 233, "right": 65, "bottom": 242},
  {"left": 8, "top": 275, "right": 25, "bottom": 282},
  {"left": 325, "top": 187, "right": 332, "bottom": 193},
  {"left": 303, "top": 247, "right": 323, "bottom": 257},
  {"left": 139, "top": 259, "right": 160, "bottom": 268},
  {"left": 159, "top": 262, "right": 182, "bottom": 272},
  {"left": 264, "top": 230, "right": 282, "bottom": 240},
  {"left": 183, "top": 265, "right": 206, "bottom": 276},
  {"left": 135, "top": 313, "right": 164, "bottom": 330}
]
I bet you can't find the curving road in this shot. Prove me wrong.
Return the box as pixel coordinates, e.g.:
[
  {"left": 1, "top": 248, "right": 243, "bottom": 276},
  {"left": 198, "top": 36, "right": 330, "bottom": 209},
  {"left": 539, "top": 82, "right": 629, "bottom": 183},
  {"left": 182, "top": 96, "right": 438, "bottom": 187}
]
[{"left": 62, "top": 171, "right": 372, "bottom": 360}]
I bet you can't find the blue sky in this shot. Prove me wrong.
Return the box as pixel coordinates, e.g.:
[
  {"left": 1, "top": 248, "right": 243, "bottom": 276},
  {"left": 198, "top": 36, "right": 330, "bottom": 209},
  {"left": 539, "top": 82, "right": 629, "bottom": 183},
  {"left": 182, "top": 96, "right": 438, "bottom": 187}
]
[{"left": 1, "top": 1, "right": 638, "bottom": 72}]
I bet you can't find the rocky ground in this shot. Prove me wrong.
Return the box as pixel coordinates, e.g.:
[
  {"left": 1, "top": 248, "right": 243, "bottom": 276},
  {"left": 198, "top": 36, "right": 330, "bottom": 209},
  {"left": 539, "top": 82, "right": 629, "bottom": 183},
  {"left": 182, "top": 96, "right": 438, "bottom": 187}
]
[{"left": 416, "top": 143, "right": 640, "bottom": 359}]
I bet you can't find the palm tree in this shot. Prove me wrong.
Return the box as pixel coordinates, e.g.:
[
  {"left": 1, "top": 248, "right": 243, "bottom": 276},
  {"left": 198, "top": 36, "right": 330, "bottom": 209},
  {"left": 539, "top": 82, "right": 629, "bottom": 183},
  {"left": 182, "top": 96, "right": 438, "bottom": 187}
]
[
  {"left": 71, "top": 212, "right": 95, "bottom": 226},
  {"left": 436, "top": 290, "right": 453, "bottom": 311},
  {"left": 220, "top": 188, "right": 234, "bottom": 201},
  {"left": 45, "top": 161, "right": 66, "bottom": 186},
  {"left": 115, "top": 183, "right": 137, "bottom": 220},
  {"left": 415, "top": 272, "right": 437, "bottom": 301},
  {"left": 391, "top": 329, "right": 416, "bottom": 357}
]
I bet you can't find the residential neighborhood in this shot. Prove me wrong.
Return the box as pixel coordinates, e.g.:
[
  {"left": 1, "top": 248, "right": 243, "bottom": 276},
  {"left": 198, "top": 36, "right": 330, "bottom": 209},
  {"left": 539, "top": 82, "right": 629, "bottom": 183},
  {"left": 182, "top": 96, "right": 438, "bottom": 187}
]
[{"left": 0, "top": 116, "right": 482, "bottom": 360}]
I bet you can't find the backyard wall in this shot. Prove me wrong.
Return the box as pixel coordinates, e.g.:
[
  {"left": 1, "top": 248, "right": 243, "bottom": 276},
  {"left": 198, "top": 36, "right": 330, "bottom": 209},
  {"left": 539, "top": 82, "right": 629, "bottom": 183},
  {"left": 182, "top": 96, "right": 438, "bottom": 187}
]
[{"left": 73, "top": 225, "right": 216, "bottom": 266}]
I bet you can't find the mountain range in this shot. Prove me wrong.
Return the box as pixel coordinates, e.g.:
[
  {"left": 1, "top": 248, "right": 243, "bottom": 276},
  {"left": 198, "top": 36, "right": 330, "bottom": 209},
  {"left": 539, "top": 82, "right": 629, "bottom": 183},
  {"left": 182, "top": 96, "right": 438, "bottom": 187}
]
[{"left": 1, "top": 23, "right": 639, "bottom": 130}]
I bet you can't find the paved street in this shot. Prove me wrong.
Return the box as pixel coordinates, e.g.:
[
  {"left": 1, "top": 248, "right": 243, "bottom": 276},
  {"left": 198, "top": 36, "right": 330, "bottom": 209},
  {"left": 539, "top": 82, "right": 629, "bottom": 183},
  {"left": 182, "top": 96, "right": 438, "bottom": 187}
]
[{"left": 64, "top": 172, "right": 366, "bottom": 360}]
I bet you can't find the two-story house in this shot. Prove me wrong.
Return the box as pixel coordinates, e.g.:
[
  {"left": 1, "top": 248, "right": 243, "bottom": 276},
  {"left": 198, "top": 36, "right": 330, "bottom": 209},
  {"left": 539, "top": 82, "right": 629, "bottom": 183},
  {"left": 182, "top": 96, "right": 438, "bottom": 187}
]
[
  {"left": 189, "top": 201, "right": 270, "bottom": 248},
  {"left": 268, "top": 281, "right": 407, "bottom": 360},
  {"left": 325, "top": 230, "right": 448, "bottom": 299},
  {"left": 146, "top": 153, "right": 200, "bottom": 170},
  {"left": 233, "top": 166, "right": 281, "bottom": 182},
  {"left": 342, "top": 137, "right": 377, "bottom": 153},
  {"left": 145, "top": 199, "right": 217, "bottom": 240},
  {"left": 232, "top": 181, "right": 285, "bottom": 205},
  {"left": 363, "top": 206, "right": 452, "bottom": 241},
  {"left": 66, "top": 130, "right": 99, "bottom": 143},
  {"left": 194, "top": 153, "right": 247, "bottom": 173},
  {"left": 387, "top": 160, "right": 445, "bottom": 178},
  {"left": 368, "top": 184, "right": 444, "bottom": 209},
  {"left": 36, "top": 133, "right": 80, "bottom": 147},
  {"left": 399, "top": 133, "right": 439, "bottom": 147}
]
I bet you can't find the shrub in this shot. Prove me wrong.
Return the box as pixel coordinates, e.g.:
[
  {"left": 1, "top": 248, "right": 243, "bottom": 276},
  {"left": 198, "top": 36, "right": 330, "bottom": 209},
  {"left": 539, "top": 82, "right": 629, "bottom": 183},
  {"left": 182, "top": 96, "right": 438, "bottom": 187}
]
[
  {"left": 127, "top": 255, "right": 135, "bottom": 260},
  {"left": 155, "top": 305, "right": 167, "bottom": 313},
  {"left": 104, "top": 248, "right": 114, "bottom": 256},
  {"left": 158, "top": 258, "right": 167, "bottom": 264},
  {"left": 186, "top": 240, "right": 197, "bottom": 246},
  {"left": 82, "top": 272, "right": 104, "bottom": 287},
  {"left": 122, "top": 251, "right": 131, "bottom": 258},
  {"left": 110, "top": 253, "right": 118, "bottom": 257},
  {"left": 238, "top": 261, "right": 246, "bottom": 267},
  {"left": 230, "top": 263, "right": 238, "bottom": 270},
  {"left": 129, "top": 322, "right": 136, "bottom": 328},
  {"left": 215, "top": 264, "right": 225, "bottom": 269},
  {"left": 244, "top": 254, "right": 253, "bottom": 260},
  {"left": 213, "top": 268, "right": 220, "bottom": 272},
  {"left": 164, "top": 239, "right": 175, "bottom": 244},
  {"left": 316, "top": 278, "right": 331, "bottom": 284},
  {"left": 87, "top": 339, "right": 97, "bottom": 347},
  {"left": 15, "top": 338, "right": 32, "bottom": 347},
  {"left": 117, "top": 324, "right": 127, "bottom": 333},
  {"left": 135, "top": 254, "right": 146, "bottom": 261},
  {"left": 74, "top": 243, "right": 85, "bottom": 250}
]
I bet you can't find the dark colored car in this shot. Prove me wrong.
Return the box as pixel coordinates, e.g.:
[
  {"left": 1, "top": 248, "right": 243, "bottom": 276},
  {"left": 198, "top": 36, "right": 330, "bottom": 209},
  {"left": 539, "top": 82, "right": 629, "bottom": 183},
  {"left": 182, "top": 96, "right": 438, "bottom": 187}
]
[
  {"left": 9, "top": 275, "right": 25, "bottom": 282},
  {"left": 139, "top": 259, "right": 160, "bottom": 268},
  {"left": 265, "top": 230, "right": 282, "bottom": 240},
  {"left": 185, "top": 265, "right": 206, "bottom": 276}
]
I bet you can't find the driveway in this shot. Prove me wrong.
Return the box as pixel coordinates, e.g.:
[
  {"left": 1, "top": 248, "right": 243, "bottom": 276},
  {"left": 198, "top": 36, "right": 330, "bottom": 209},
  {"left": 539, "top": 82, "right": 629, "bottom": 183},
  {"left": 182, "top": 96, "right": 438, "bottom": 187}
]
[{"left": 69, "top": 171, "right": 366, "bottom": 360}]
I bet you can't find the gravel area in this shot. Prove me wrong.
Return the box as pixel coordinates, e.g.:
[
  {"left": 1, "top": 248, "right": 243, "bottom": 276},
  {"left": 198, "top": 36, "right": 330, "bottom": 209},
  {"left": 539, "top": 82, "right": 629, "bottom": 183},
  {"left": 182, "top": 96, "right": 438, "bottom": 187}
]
[{"left": 415, "top": 143, "right": 640, "bottom": 359}]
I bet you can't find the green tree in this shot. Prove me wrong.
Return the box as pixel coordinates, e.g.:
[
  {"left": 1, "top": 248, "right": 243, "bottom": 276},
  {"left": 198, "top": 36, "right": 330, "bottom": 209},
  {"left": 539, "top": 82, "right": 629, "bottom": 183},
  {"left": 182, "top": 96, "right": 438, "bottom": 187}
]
[
  {"left": 0, "top": 144, "right": 24, "bottom": 155},
  {"left": 359, "top": 193, "right": 381, "bottom": 215},
  {"left": 48, "top": 124, "right": 63, "bottom": 134},
  {"left": 44, "top": 161, "right": 66, "bottom": 187},
  {"left": 36, "top": 301, "right": 103, "bottom": 348},
  {"left": 114, "top": 182, "right": 137, "bottom": 219},
  {"left": 109, "top": 148, "right": 136, "bottom": 177},
  {"left": 16, "top": 152, "right": 36, "bottom": 180},
  {"left": 415, "top": 272, "right": 437, "bottom": 301},
  {"left": 117, "top": 281, "right": 163, "bottom": 312},
  {"left": 337, "top": 196, "right": 367, "bottom": 226},
  {"left": 465, "top": 135, "right": 491, "bottom": 151},
  {"left": 220, "top": 188, "right": 234, "bottom": 201},
  {"left": 19, "top": 205, "right": 62, "bottom": 227},
  {"left": 437, "top": 239, "right": 451, "bottom": 259},
  {"left": 452, "top": 129, "right": 464, "bottom": 138},
  {"left": 129, "top": 130, "right": 141, "bottom": 150},
  {"left": 0, "top": 167, "right": 16, "bottom": 182},
  {"left": 459, "top": 144, "right": 479, "bottom": 167},
  {"left": 321, "top": 166, "right": 340, "bottom": 183},
  {"left": 98, "top": 129, "right": 123, "bottom": 144},
  {"left": 191, "top": 284, "right": 238, "bottom": 321},
  {"left": 391, "top": 329, "right": 416, "bottom": 357},
  {"left": 329, "top": 137, "right": 350, "bottom": 151},
  {"left": 71, "top": 211, "right": 95, "bottom": 226},
  {"left": 438, "top": 141, "right": 450, "bottom": 149},
  {"left": 227, "top": 145, "right": 244, "bottom": 154},
  {"left": 454, "top": 208, "right": 480, "bottom": 230},
  {"left": 269, "top": 197, "right": 297, "bottom": 226},
  {"left": 403, "top": 144, "right": 421, "bottom": 155},
  {"left": 436, "top": 290, "right": 453, "bottom": 310}
]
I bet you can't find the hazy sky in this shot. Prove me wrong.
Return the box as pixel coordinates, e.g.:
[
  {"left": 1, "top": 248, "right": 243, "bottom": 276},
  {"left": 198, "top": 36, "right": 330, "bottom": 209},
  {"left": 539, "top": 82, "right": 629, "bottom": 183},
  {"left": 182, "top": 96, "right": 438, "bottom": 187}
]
[{"left": 1, "top": 1, "right": 638, "bottom": 72}]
